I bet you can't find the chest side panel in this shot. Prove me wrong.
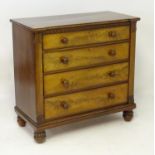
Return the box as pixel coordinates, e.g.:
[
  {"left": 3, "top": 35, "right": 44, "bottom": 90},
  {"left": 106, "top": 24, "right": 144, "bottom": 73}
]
[{"left": 12, "top": 23, "right": 37, "bottom": 121}]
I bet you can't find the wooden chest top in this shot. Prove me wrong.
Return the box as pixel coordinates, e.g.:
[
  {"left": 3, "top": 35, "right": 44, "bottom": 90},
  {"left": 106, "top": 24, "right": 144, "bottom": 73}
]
[{"left": 10, "top": 11, "right": 139, "bottom": 31}]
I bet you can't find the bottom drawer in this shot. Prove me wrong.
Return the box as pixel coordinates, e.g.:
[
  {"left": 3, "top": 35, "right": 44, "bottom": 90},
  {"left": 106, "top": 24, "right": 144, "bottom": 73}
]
[{"left": 45, "top": 83, "right": 128, "bottom": 120}]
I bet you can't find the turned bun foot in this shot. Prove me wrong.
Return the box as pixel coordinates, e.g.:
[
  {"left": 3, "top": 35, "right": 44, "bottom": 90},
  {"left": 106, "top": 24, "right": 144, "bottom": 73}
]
[
  {"left": 17, "top": 116, "right": 26, "bottom": 127},
  {"left": 123, "top": 111, "right": 133, "bottom": 121},
  {"left": 34, "top": 131, "right": 46, "bottom": 143}
]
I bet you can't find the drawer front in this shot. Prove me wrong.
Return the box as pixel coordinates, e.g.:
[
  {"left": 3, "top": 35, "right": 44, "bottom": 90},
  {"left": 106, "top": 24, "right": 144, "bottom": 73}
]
[
  {"left": 44, "top": 62, "right": 128, "bottom": 96},
  {"left": 45, "top": 83, "right": 128, "bottom": 120},
  {"left": 44, "top": 42, "right": 129, "bottom": 73},
  {"left": 43, "top": 26, "right": 129, "bottom": 50}
]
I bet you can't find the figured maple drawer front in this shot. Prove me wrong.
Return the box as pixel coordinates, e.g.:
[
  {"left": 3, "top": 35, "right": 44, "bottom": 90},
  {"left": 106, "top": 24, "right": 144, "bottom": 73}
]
[
  {"left": 43, "top": 26, "right": 129, "bottom": 50},
  {"left": 45, "top": 83, "right": 128, "bottom": 120},
  {"left": 44, "top": 42, "right": 129, "bottom": 73},
  {"left": 44, "top": 62, "right": 128, "bottom": 96}
]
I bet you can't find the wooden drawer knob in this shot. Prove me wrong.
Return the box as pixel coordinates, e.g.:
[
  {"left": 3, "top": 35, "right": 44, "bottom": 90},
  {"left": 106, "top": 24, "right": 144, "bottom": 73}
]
[
  {"left": 61, "top": 37, "right": 68, "bottom": 44},
  {"left": 108, "top": 93, "right": 115, "bottom": 99},
  {"left": 61, "top": 79, "right": 70, "bottom": 88},
  {"left": 108, "top": 71, "right": 116, "bottom": 77},
  {"left": 60, "top": 56, "right": 69, "bottom": 64},
  {"left": 60, "top": 101, "right": 69, "bottom": 109},
  {"left": 108, "top": 31, "right": 117, "bottom": 37},
  {"left": 108, "top": 49, "right": 116, "bottom": 56}
]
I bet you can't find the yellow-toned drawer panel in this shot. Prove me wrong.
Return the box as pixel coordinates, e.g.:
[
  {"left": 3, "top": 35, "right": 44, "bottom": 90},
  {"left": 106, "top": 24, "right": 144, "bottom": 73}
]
[
  {"left": 45, "top": 83, "right": 128, "bottom": 120},
  {"left": 44, "top": 42, "right": 129, "bottom": 73},
  {"left": 43, "top": 26, "right": 129, "bottom": 50},
  {"left": 44, "top": 62, "right": 128, "bottom": 96}
]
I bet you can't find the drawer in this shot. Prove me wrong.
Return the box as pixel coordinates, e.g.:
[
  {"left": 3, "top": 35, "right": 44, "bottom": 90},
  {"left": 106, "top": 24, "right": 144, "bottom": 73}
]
[
  {"left": 44, "top": 62, "right": 128, "bottom": 96},
  {"left": 43, "top": 26, "right": 129, "bottom": 50},
  {"left": 44, "top": 42, "right": 129, "bottom": 73},
  {"left": 45, "top": 83, "right": 128, "bottom": 120}
]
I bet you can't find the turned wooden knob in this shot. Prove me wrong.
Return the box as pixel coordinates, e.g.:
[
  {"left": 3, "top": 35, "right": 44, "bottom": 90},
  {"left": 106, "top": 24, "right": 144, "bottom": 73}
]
[
  {"left": 108, "top": 93, "right": 115, "bottom": 99},
  {"left": 60, "top": 101, "right": 69, "bottom": 109},
  {"left": 108, "top": 71, "right": 116, "bottom": 77},
  {"left": 108, "top": 49, "right": 116, "bottom": 56},
  {"left": 108, "top": 31, "right": 117, "bottom": 37},
  {"left": 61, "top": 37, "right": 68, "bottom": 44},
  {"left": 60, "top": 56, "right": 69, "bottom": 64},
  {"left": 61, "top": 79, "right": 70, "bottom": 88}
]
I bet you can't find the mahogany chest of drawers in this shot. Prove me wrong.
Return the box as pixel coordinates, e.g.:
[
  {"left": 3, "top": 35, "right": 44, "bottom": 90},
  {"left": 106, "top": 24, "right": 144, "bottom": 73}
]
[{"left": 11, "top": 11, "right": 140, "bottom": 143}]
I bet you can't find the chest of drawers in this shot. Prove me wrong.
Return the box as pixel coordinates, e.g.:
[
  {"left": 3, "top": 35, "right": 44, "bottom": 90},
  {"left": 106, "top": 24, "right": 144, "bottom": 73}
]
[{"left": 11, "top": 11, "right": 140, "bottom": 143}]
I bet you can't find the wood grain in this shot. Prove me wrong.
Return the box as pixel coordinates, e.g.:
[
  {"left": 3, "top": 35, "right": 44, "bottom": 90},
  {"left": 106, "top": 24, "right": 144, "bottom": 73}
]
[
  {"left": 44, "top": 62, "right": 128, "bottom": 96},
  {"left": 11, "top": 12, "right": 140, "bottom": 143},
  {"left": 15, "top": 103, "right": 136, "bottom": 131},
  {"left": 34, "top": 33, "right": 44, "bottom": 123},
  {"left": 43, "top": 26, "right": 129, "bottom": 50},
  {"left": 12, "top": 23, "right": 37, "bottom": 121},
  {"left": 10, "top": 11, "right": 140, "bottom": 31},
  {"left": 43, "top": 42, "right": 129, "bottom": 73},
  {"left": 128, "top": 21, "right": 137, "bottom": 102},
  {"left": 45, "top": 83, "right": 128, "bottom": 120}
]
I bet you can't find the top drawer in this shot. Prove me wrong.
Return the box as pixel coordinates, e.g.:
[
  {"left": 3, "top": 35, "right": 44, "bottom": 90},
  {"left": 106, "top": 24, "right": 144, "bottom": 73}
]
[{"left": 43, "top": 26, "right": 130, "bottom": 50}]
